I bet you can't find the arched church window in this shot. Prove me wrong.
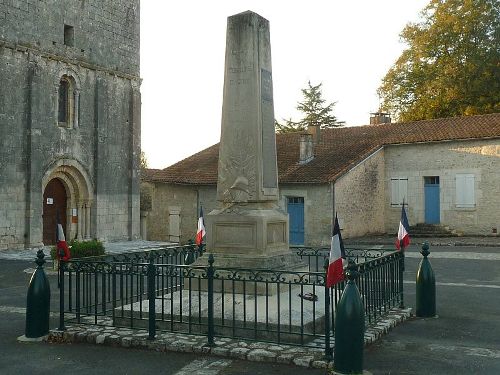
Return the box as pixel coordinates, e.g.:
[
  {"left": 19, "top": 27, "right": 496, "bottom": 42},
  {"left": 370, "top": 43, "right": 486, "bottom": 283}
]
[{"left": 57, "top": 74, "right": 79, "bottom": 128}]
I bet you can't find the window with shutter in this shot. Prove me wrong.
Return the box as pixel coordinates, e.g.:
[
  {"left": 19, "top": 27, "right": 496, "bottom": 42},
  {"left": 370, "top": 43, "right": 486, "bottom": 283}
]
[
  {"left": 456, "top": 174, "right": 475, "bottom": 208},
  {"left": 391, "top": 177, "right": 408, "bottom": 206}
]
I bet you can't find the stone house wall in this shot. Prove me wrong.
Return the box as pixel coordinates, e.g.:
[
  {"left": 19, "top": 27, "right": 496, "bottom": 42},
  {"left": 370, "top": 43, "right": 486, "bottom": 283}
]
[
  {"left": 142, "top": 138, "right": 499, "bottom": 246},
  {"left": 279, "top": 183, "right": 333, "bottom": 246},
  {"left": 384, "top": 139, "right": 500, "bottom": 235},
  {"left": 334, "top": 148, "right": 386, "bottom": 238},
  {"left": 143, "top": 183, "right": 217, "bottom": 244}
]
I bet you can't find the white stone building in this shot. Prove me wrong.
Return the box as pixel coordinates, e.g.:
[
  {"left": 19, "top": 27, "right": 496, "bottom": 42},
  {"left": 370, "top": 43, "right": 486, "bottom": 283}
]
[{"left": 142, "top": 113, "right": 500, "bottom": 246}]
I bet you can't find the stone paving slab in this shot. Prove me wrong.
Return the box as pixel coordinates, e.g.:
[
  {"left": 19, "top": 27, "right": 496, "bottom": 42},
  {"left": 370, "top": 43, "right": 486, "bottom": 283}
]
[{"left": 47, "top": 307, "right": 412, "bottom": 369}]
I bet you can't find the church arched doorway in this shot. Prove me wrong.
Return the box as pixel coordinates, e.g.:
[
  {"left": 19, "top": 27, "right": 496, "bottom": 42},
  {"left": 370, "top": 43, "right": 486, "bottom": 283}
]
[
  {"left": 43, "top": 178, "right": 67, "bottom": 245},
  {"left": 41, "top": 159, "right": 93, "bottom": 245}
]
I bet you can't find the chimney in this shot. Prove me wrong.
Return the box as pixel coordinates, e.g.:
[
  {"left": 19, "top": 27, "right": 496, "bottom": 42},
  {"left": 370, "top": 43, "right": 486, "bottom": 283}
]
[
  {"left": 370, "top": 112, "right": 391, "bottom": 125},
  {"left": 308, "top": 124, "right": 321, "bottom": 144},
  {"left": 299, "top": 133, "right": 314, "bottom": 164}
]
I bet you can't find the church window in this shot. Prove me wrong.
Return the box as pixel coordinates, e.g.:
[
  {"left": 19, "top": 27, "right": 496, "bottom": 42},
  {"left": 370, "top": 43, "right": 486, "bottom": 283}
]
[
  {"left": 58, "top": 78, "right": 69, "bottom": 123},
  {"left": 57, "top": 75, "right": 79, "bottom": 128},
  {"left": 64, "top": 25, "right": 74, "bottom": 47}
]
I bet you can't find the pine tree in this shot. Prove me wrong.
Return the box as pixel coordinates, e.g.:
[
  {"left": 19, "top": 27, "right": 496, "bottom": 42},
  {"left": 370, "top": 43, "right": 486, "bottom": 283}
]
[{"left": 276, "top": 81, "right": 343, "bottom": 133}]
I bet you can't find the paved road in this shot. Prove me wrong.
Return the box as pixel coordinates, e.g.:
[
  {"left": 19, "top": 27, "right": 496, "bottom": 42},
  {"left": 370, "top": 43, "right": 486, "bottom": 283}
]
[
  {"left": 365, "top": 244, "right": 500, "bottom": 375},
  {"left": 0, "top": 259, "right": 324, "bottom": 375},
  {"left": 1, "top": 244, "right": 498, "bottom": 374}
]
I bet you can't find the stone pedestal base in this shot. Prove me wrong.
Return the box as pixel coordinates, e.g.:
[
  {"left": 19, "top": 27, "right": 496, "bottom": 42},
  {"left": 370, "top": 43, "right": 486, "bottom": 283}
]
[{"left": 205, "top": 203, "right": 295, "bottom": 270}]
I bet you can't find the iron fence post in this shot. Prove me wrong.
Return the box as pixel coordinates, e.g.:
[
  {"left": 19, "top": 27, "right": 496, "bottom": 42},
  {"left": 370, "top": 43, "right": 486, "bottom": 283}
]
[
  {"left": 147, "top": 256, "right": 156, "bottom": 340},
  {"left": 207, "top": 254, "right": 215, "bottom": 346},
  {"left": 185, "top": 240, "right": 196, "bottom": 265},
  {"left": 323, "top": 259, "right": 333, "bottom": 361},
  {"left": 198, "top": 242, "right": 205, "bottom": 257},
  {"left": 416, "top": 242, "right": 436, "bottom": 317},
  {"left": 334, "top": 261, "right": 365, "bottom": 374},
  {"left": 25, "top": 249, "right": 51, "bottom": 338},
  {"left": 399, "top": 240, "right": 405, "bottom": 308},
  {"left": 58, "top": 257, "right": 65, "bottom": 331}
]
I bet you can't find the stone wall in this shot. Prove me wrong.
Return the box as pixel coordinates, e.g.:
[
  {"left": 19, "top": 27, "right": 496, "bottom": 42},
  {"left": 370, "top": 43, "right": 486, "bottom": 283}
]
[
  {"left": 143, "top": 183, "right": 217, "bottom": 244},
  {"left": 384, "top": 139, "right": 500, "bottom": 235},
  {"left": 279, "top": 184, "right": 333, "bottom": 246},
  {"left": 144, "top": 181, "right": 334, "bottom": 247},
  {"left": 334, "top": 148, "right": 386, "bottom": 238},
  {"left": 0, "top": 0, "right": 140, "bottom": 249},
  {"left": 0, "top": 0, "right": 140, "bottom": 75}
]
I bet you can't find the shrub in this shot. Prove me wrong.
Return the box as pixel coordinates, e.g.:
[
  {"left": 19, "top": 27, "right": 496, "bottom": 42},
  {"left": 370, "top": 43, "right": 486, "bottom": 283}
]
[{"left": 50, "top": 239, "right": 105, "bottom": 259}]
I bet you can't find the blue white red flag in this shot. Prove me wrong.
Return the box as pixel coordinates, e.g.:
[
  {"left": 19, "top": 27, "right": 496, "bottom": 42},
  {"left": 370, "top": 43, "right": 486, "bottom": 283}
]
[
  {"left": 195, "top": 207, "right": 206, "bottom": 246},
  {"left": 396, "top": 204, "right": 410, "bottom": 250},
  {"left": 56, "top": 221, "right": 71, "bottom": 261},
  {"left": 326, "top": 214, "right": 346, "bottom": 287}
]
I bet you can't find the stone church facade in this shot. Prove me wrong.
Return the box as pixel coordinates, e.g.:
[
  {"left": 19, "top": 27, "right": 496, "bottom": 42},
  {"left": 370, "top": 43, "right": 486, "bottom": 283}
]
[{"left": 0, "top": 0, "right": 141, "bottom": 249}]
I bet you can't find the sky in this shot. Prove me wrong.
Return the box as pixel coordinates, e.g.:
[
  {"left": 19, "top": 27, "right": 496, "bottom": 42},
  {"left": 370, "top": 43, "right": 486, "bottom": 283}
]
[{"left": 140, "top": 0, "right": 429, "bottom": 169}]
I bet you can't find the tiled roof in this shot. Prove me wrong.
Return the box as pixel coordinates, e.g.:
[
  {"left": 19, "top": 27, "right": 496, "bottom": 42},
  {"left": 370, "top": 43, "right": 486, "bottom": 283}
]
[{"left": 144, "top": 113, "right": 500, "bottom": 185}]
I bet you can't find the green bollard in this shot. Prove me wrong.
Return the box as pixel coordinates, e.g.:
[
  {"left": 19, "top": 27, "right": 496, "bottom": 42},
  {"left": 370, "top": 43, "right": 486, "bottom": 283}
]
[
  {"left": 334, "top": 261, "right": 365, "bottom": 374},
  {"left": 25, "top": 249, "right": 51, "bottom": 338},
  {"left": 416, "top": 242, "right": 436, "bottom": 317}
]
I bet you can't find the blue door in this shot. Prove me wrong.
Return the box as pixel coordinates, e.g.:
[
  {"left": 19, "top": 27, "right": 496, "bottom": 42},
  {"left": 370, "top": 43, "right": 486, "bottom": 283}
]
[
  {"left": 287, "top": 197, "right": 304, "bottom": 245},
  {"left": 424, "top": 177, "right": 440, "bottom": 224}
]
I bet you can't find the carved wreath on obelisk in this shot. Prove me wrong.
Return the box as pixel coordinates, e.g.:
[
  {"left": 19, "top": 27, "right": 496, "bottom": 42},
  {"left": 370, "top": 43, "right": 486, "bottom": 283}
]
[{"left": 219, "top": 136, "right": 256, "bottom": 204}]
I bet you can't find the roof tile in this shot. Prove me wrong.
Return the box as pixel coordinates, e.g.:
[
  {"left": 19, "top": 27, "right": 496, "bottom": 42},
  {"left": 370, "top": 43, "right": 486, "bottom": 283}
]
[{"left": 145, "top": 113, "right": 500, "bottom": 184}]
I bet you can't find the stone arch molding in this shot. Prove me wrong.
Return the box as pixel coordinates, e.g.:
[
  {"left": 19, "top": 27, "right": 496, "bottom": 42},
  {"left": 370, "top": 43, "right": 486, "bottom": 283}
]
[{"left": 42, "top": 158, "right": 94, "bottom": 241}]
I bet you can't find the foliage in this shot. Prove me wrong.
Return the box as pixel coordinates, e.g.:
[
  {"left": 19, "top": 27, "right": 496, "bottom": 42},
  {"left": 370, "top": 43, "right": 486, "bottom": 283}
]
[
  {"left": 378, "top": 0, "right": 500, "bottom": 122},
  {"left": 50, "top": 239, "right": 105, "bottom": 259},
  {"left": 140, "top": 151, "right": 148, "bottom": 170},
  {"left": 275, "top": 81, "right": 343, "bottom": 133}
]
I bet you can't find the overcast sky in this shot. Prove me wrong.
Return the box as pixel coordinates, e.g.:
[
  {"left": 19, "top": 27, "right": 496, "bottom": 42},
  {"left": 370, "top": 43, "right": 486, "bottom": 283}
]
[{"left": 140, "top": 0, "right": 429, "bottom": 169}]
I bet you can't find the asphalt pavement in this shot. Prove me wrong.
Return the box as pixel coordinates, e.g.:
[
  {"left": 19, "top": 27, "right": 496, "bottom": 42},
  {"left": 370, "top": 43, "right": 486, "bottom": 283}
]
[{"left": 0, "top": 240, "right": 499, "bottom": 374}]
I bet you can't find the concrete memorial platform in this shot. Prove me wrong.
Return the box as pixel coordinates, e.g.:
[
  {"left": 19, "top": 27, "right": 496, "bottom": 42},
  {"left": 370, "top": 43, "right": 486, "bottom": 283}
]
[{"left": 115, "top": 283, "right": 326, "bottom": 343}]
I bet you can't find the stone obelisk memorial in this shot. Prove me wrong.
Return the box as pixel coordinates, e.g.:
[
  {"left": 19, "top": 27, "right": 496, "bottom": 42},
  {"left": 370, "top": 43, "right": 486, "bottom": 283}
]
[{"left": 206, "top": 11, "right": 295, "bottom": 269}]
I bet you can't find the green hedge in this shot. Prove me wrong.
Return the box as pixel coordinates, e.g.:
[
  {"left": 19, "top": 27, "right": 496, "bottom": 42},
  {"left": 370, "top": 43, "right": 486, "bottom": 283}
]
[{"left": 51, "top": 239, "right": 105, "bottom": 259}]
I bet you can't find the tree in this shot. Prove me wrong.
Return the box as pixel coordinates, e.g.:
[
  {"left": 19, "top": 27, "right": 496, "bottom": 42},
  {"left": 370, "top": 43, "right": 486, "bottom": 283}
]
[
  {"left": 275, "top": 81, "right": 343, "bottom": 133},
  {"left": 378, "top": 0, "right": 500, "bottom": 122},
  {"left": 140, "top": 151, "right": 148, "bottom": 170}
]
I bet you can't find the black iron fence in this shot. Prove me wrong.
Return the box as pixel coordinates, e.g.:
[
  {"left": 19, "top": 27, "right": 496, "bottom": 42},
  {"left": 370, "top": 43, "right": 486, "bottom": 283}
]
[{"left": 58, "top": 245, "right": 404, "bottom": 353}]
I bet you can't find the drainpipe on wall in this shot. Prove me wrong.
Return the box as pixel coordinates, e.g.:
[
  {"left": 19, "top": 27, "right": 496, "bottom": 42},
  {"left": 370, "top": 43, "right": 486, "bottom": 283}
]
[{"left": 331, "top": 181, "right": 336, "bottom": 230}]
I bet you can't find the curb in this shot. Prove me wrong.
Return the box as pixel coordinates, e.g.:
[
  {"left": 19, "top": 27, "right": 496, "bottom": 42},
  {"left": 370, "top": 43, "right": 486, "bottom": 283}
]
[{"left": 47, "top": 307, "right": 412, "bottom": 369}]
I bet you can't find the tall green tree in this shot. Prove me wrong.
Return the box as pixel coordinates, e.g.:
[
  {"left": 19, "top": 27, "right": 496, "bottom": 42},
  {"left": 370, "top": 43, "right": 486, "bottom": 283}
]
[
  {"left": 140, "top": 151, "right": 148, "bottom": 170},
  {"left": 275, "top": 81, "right": 343, "bottom": 133},
  {"left": 378, "top": 0, "right": 500, "bottom": 122}
]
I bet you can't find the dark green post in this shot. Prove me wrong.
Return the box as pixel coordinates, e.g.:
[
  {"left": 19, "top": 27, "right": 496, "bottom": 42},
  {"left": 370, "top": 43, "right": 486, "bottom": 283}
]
[
  {"left": 25, "top": 250, "right": 51, "bottom": 338},
  {"left": 207, "top": 254, "right": 215, "bottom": 346},
  {"left": 198, "top": 242, "right": 205, "bottom": 257},
  {"left": 323, "top": 259, "right": 333, "bottom": 361},
  {"left": 58, "top": 257, "right": 65, "bottom": 331},
  {"left": 416, "top": 242, "right": 436, "bottom": 317},
  {"left": 147, "top": 256, "right": 156, "bottom": 339},
  {"left": 185, "top": 239, "right": 195, "bottom": 265},
  {"left": 334, "top": 261, "right": 365, "bottom": 374},
  {"left": 399, "top": 239, "right": 405, "bottom": 308}
]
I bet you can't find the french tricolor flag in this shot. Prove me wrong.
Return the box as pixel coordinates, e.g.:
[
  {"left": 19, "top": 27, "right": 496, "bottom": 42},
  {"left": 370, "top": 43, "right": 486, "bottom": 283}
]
[
  {"left": 326, "top": 214, "right": 346, "bottom": 288},
  {"left": 56, "top": 222, "right": 71, "bottom": 261},
  {"left": 396, "top": 203, "right": 410, "bottom": 250},
  {"left": 195, "top": 206, "right": 206, "bottom": 246}
]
